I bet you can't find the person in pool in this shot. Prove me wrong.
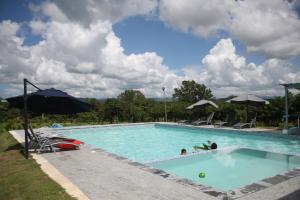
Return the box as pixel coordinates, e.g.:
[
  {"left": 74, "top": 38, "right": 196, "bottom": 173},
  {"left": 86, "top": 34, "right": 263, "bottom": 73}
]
[
  {"left": 193, "top": 140, "right": 217, "bottom": 150},
  {"left": 180, "top": 148, "right": 187, "bottom": 155}
]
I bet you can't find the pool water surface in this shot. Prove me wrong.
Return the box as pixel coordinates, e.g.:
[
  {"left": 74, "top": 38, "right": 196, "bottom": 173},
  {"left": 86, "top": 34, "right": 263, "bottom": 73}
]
[
  {"left": 62, "top": 124, "right": 300, "bottom": 191},
  {"left": 63, "top": 124, "right": 300, "bottom": 163},
  {"left": 149, "top": 148, "right": 300, "bottom": 191}
]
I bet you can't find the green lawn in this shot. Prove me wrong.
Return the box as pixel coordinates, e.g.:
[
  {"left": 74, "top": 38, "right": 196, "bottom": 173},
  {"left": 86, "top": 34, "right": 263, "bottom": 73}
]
[{"left": 0, "top": 128, "right": 75, "bottom": 200}]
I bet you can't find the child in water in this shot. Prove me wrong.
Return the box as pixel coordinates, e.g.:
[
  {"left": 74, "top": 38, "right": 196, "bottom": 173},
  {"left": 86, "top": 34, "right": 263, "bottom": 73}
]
[
  {"left": 193, "top": 140, "right": 217, "bottom": 151},
  {"left": 180, "top": 148, "right": 187, "bottom": 155}
]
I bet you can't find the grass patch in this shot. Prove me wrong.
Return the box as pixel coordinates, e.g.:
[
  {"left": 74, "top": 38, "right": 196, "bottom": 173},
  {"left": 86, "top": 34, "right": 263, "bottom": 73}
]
[{"left": 0, "top": 128, "right": 76, "bottom": 200}]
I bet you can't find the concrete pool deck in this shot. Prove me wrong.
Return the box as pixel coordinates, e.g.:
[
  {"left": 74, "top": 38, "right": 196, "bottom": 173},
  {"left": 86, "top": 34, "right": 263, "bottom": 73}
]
[{"left": 9, "top": 123, "right": 300, "bottom": 200}]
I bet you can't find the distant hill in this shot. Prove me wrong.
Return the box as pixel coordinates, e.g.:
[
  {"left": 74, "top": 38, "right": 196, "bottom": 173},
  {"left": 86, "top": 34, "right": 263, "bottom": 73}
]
[
  {"left": 84, "top": 97, "right": 174, "bottom": 102},
  {"left": 82, "top": 95, "right": 277, "bottom": 103},
  {"left": 148, "top": 97, "right": 173, "bottom": 102}
]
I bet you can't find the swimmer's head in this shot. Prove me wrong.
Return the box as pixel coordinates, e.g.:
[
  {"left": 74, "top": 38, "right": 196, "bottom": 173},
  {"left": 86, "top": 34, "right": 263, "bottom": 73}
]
[{"left": 211, "top": 143, "right": 217, "bottom": 150}]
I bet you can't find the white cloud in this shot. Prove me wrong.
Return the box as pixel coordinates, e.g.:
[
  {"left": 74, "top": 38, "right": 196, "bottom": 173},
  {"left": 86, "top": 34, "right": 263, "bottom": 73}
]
[
  {"left": 0, "top": 21, "right": 34, "bottom": 83},
  {"left": 0, "top": 2, "right": 179, "bottom": 98},
  {"left": 39, "top": 1, "right": 68, "bottom": 23},
  {"left": 159, "top": 0, "right": 232, "bottom": 37},
  {"left": 1, "top": 1, "right": 300, "bottom": 99},
  {"left": 32, "top": 0, "right": 158, "bottom": 26},
  {"left": 183, "top": 38, "right": 300, "bottom": 97},
  {"left": 159, "top": 0, "right": 300, "bottom": 58}
]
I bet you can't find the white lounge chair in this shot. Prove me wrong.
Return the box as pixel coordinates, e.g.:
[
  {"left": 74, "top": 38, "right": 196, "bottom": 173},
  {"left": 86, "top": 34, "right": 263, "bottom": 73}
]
[
  {"left": 214, "top": 112, "right": 237, "bottom": 127},
  {"left": 214, "top": 121, "right": 228, "bottom": 127},
  {"left": 26, "top": 125, "right": 80, "bottom": 153},
  {"left": 233, "top": 117, "right": 256, "bottom": 129},
  {"left": 177, "top": 119, "right": 189, "bottom": 124},
  {"left": 192, "top": 112, "right": 215, "bottom": 126}
]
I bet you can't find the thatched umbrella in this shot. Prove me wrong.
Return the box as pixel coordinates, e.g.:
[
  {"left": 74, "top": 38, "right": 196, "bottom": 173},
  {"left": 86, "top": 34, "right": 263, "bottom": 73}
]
[
  {"left": 186, "top": 99, "right": 218, "bottom": 110},
  {"left": 227, "top": 94, "right": 269, "bottom": 121}
]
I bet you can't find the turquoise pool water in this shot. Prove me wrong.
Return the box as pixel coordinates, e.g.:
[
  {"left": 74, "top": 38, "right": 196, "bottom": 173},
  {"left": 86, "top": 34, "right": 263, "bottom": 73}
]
[
  {"left": 149, "top": 148, "right": 300, "bottom": 191},
  {"left": 62, "top": 124, "right": 300, "bottom": 191},
  {"left": 63, "top": 124, "right": 300, "bottom": 163}
]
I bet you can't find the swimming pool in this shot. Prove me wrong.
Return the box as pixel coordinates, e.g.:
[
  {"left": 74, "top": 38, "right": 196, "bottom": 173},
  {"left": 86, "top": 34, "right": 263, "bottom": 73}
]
[
  {"left": 149, "top": 148, "right": 300, "bottom": 191},
  {"left": 62, "top": 123, "right": 300, "bottom": 191}
]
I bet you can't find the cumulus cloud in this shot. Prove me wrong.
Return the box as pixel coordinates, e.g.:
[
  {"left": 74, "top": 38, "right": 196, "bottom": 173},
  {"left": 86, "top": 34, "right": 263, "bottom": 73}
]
[
  {"left": 183, "top": 38, "right": 300, "bottom": 97},
  {"left": 0, "top": 1, "right": 179, "bottom": 98},
  {"left": 159, "top": 0, "right": 300, "bottom": 58},
  {"left": 30, "top": 0, "right": 157, "bottom": 26},
  {"left": 159, "top": 0, "right": 233, "bottom": 37},
  {"left": 0, "top": 21, "right": 34, "bottom": 83},
  {"left": 1, "top": 0, "right": 299, "bottom": 99}
]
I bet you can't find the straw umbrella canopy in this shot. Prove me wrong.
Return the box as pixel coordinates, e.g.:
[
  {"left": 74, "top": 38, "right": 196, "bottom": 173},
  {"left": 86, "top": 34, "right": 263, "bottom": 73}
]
[
  {"left": 186, "top": 99, "right": 218, "bottom": 110},
  {"left": 227, "top": 94, "right": 269, "bottom": 121},
  {"left": 186, "top": 99, "right": 218, "bottom": 121}
]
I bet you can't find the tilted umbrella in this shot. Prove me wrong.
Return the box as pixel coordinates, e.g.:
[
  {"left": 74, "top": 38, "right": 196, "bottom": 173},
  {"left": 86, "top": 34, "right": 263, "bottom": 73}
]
[
  {"left": 227, "top": 94, "right": 269, "bottom": 121},
  {"left": 7, "top": 88, "right": 92, "bottom": 114},
  {"left": 7, "top": 84, "right": 93, "bottom": 159},
  {"left": 186, "top": 99, "right": 218, "bottom": 110}
]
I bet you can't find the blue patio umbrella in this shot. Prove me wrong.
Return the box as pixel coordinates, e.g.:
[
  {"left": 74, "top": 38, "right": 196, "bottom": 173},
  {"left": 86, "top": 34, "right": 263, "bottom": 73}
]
[
  {"left": 7, "top": 88, "right": 92, "bottom": 114},
  {"left": 6, "top": 79, "right": 93, "bottom": 159}
]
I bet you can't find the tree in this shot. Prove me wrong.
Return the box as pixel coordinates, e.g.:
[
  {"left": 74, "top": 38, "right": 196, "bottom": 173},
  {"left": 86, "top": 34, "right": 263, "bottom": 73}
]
[
  {"left": 168, "top": 101, "right": 190, "bottom": 121},
  {"left": 118, "top": 90, "right": 147, "bottom": 122},
  {"left": 173, "top": 80, "right": 213, "bottom": 103},
  {"left": 104, "top": 98, "right": 121, "bottom": 123}
]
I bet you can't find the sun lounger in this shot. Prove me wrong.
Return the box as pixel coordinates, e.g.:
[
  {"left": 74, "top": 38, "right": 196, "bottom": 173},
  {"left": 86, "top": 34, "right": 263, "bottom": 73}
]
[
  {"left": 214, "top": 112, "right": 238, "bottom": 128},
  {"left": 177, "top": 120, "right": 189, "bottom": 124},
  {"left": 29, "top": 125, "right": 65, "bottom": 138},
  {"left": 233, "top": 117, "right": 256, "bottom": 129},
  {"left": 192, "top": 112, "right": 215, "bottom": 126},
  {"left": 214, "top": 121, "right": 228, "bottom": 127},
  {"left": 25, "top": 125, "right": 81, "bottom": 153}
]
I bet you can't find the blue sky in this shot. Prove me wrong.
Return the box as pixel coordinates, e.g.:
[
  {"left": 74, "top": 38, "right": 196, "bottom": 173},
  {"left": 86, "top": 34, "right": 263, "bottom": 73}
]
[
  {"left": 114, "top": 16, "right": 268, "bottom": 69},
  {"left": 0, "top": 0, "right": 32, "bottom": 22},
  {"left": 0, "top": 0, "right": 300, "bottom": 98},
  {"left": 114, "top": 16, "right": 231, "bottom": 69}
]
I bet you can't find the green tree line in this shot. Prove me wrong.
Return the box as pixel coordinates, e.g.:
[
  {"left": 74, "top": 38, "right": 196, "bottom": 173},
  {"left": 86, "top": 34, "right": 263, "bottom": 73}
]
[{"left": 0, "top": 80, "right": 299, "bottom": 130}]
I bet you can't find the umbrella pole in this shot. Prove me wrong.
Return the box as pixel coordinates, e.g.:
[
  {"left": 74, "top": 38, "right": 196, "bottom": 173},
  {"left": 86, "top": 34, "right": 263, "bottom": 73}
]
[
  {"left": 284, "top": 86, "right": 289, "bottom": 130},
  {"left": 23, "top": 79, "right": 29, "bottom": 159},
  {"left": 22, "top": 79, "right": 41, "bottom": 159},
  {"left": 246, "top": 104, "right": 249, "bottom": 122}
]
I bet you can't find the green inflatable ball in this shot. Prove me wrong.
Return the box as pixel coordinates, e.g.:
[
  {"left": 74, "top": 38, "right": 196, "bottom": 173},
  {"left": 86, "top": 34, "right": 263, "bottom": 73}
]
[{"left": 198, "top": 172, "right": 205, "bottom": 178}]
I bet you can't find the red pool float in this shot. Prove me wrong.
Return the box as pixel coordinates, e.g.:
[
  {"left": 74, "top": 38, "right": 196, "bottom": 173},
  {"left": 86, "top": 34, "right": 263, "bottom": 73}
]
[
  {"left": 63, "top": 139, "right": 82, "bottom": 145},
  {"left": 57, "top": 139, "right": 82, "bottom": 150}
]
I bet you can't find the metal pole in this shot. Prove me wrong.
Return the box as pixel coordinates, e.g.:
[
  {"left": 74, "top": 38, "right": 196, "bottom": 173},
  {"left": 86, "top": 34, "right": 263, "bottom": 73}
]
[
  {"left": 284, "top": 86, "right": 289, "bottom": 130},
  {"left": 162, "top": 87, "right": 167, "bottom": 122},
  {"left": 23, "top": 79, "right": 29, "bottom": 159},
  {"left": 246, "top": 104, "right": 249, "bottom": 122}
]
